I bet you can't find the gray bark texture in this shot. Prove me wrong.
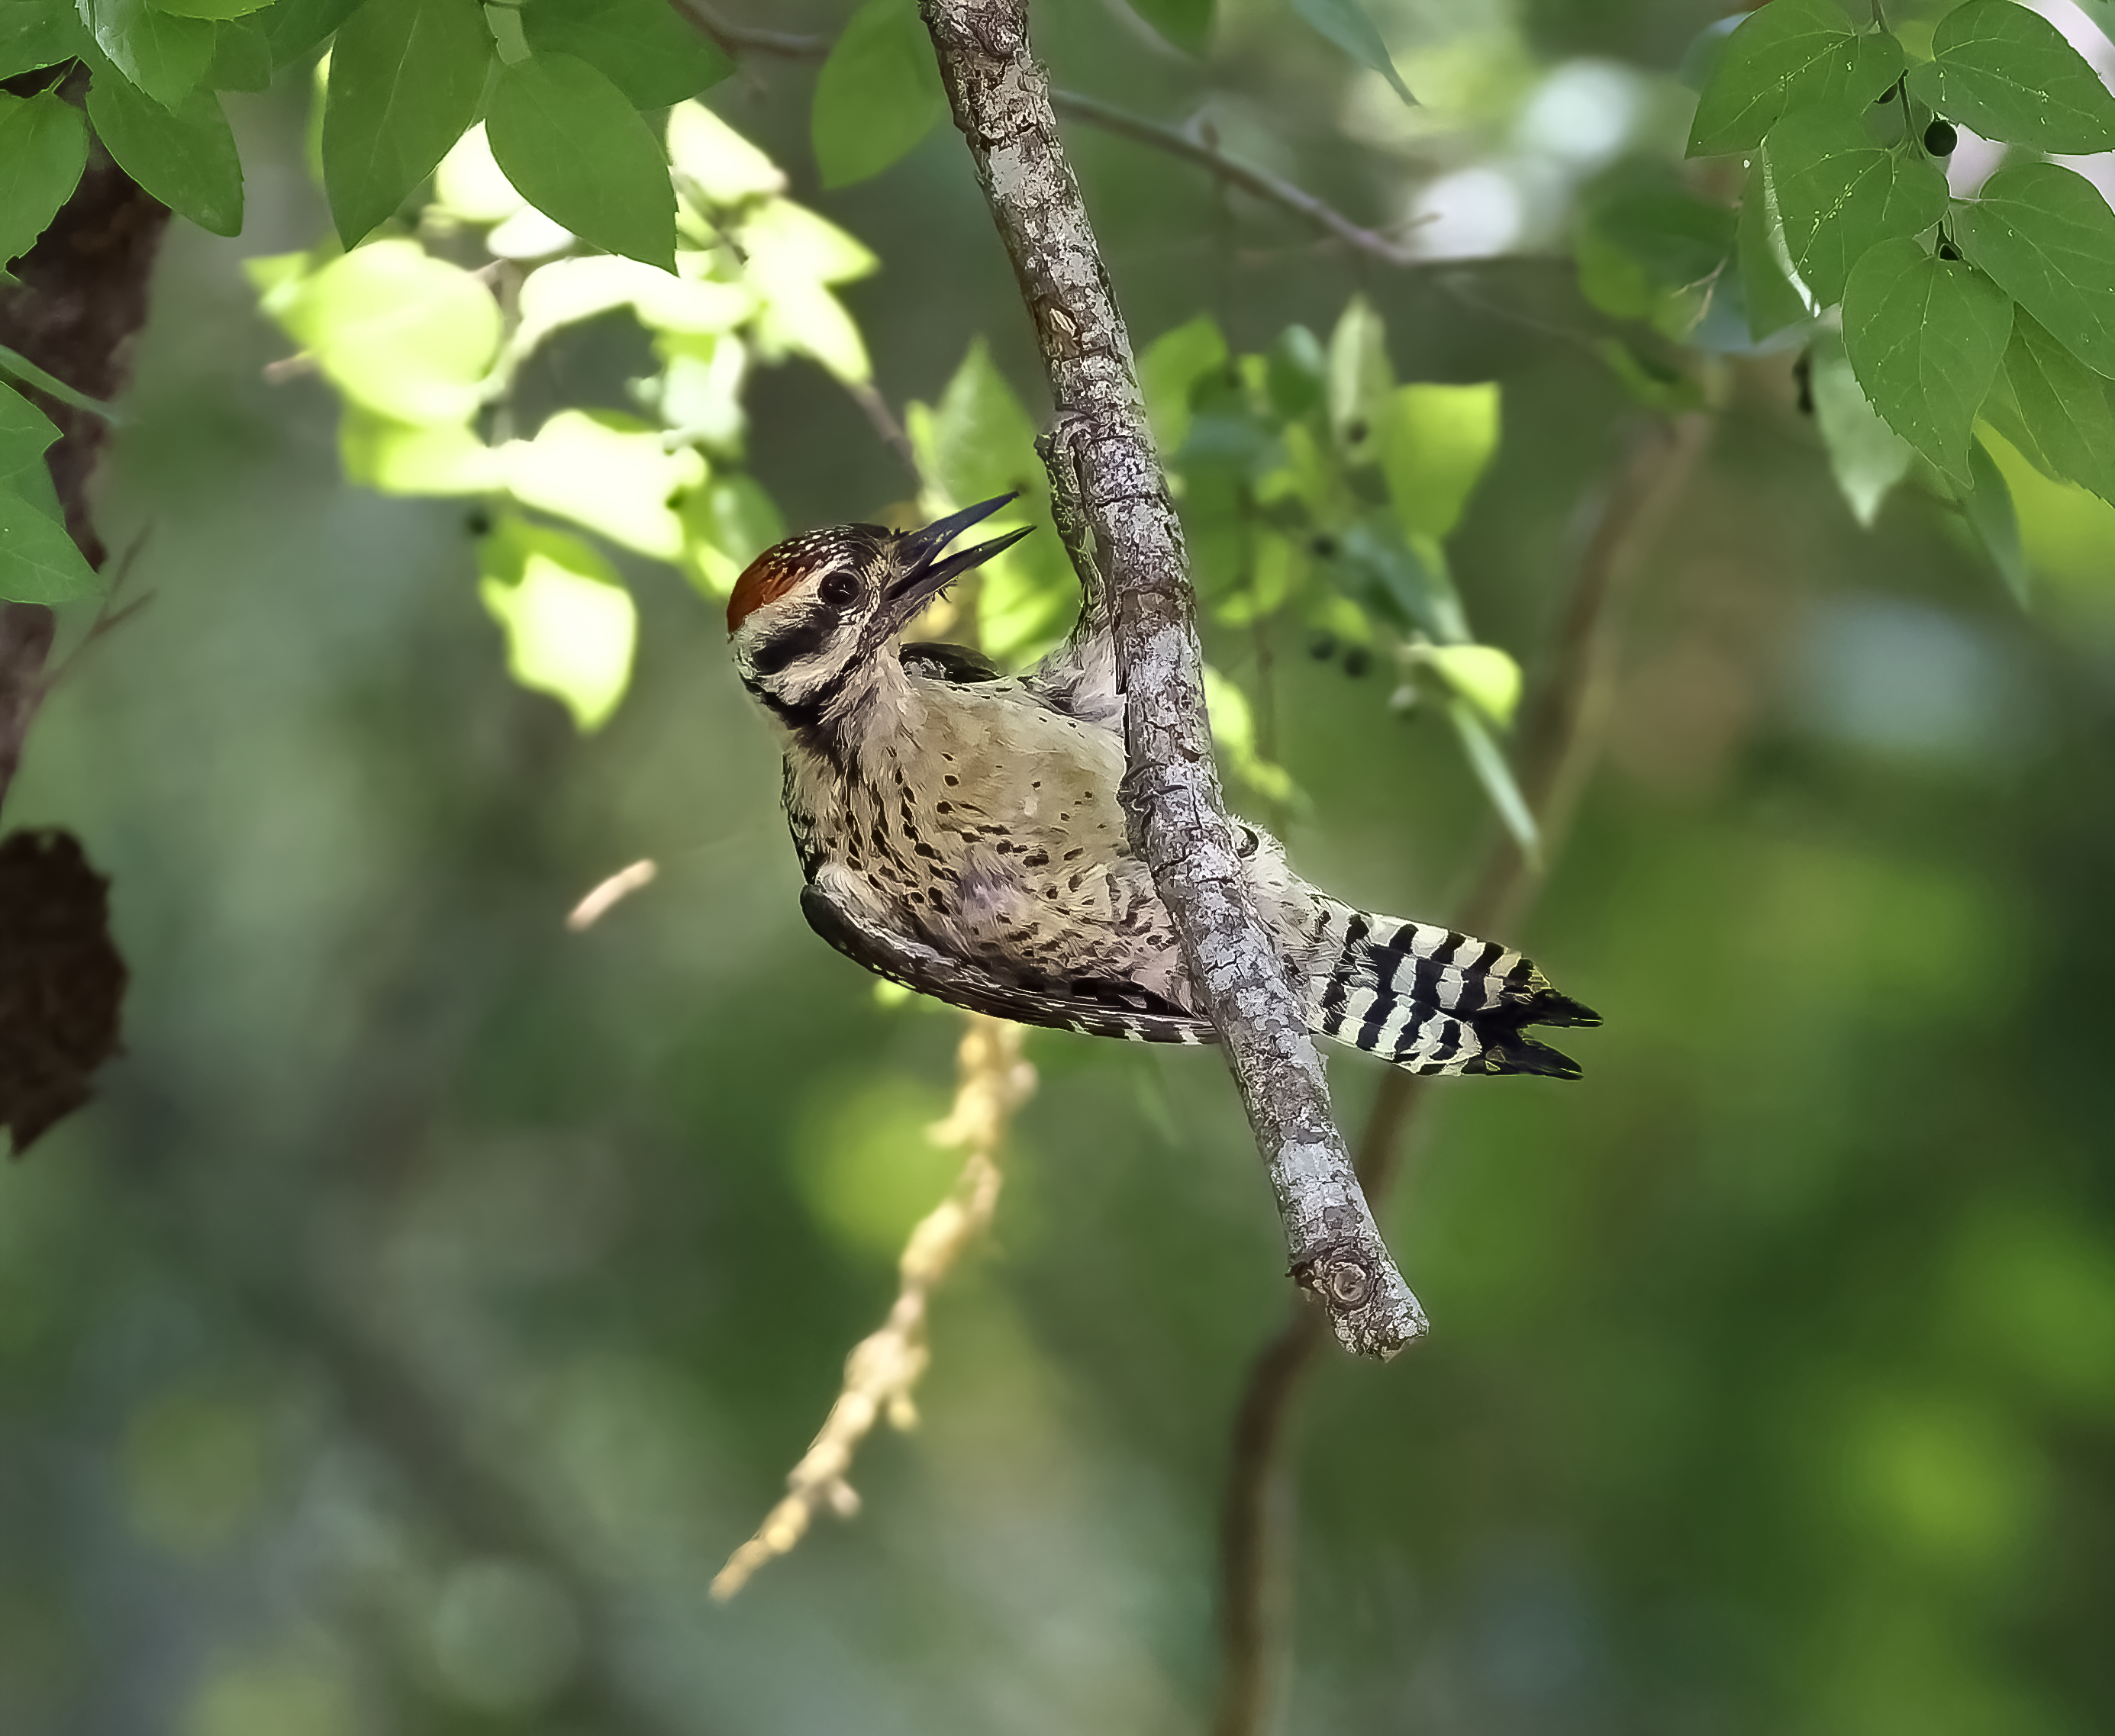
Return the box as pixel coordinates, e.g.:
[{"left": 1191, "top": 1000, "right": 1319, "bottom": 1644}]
[{"left": 918, "top": 0, "right": 1426, "bottom": 1358}]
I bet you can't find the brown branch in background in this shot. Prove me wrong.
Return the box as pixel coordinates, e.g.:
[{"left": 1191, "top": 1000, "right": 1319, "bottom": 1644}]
[
  {"left": 1210, "top": 412, "right": 1714, "bottom": 1736},
  {"left": 711, "top": 1014, "right": 1035, "bottom": 1599}
]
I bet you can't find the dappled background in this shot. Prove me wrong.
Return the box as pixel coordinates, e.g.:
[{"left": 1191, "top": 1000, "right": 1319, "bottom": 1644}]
[{"left": 6, "top": 0, "right": 2115, "bottom": 1732}]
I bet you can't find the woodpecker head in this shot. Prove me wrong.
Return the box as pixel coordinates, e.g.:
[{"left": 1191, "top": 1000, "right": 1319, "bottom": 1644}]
[{"left": 726, "top": 494, "right": 1031, "bottom": 729}]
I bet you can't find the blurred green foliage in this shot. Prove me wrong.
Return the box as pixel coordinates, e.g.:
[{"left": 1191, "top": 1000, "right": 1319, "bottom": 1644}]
[{"left": 4, "top": 0, "right": 2115, "bottom": 1732}]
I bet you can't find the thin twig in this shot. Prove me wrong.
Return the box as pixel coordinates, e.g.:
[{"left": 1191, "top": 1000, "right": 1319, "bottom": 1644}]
[
  {"left": 711, "top": 1015, "right": 1035, "bottom": 1599},
  {"left": 673, "top": 2, "right": 1433, "bottom": 274},
  {"left": 920, "top": 0, "right": 1424, "bottom": 1358},
  {"left": 842, "top": 377, "right": 921, "bottom": 477},
  {"left": 1209, "top": 412, "right": 1714, "bottom": 1736}
]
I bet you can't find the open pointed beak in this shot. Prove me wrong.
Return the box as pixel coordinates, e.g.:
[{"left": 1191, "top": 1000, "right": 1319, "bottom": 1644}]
[{"left": 883, "top": 493, "right": 1035, "bottom": 626}]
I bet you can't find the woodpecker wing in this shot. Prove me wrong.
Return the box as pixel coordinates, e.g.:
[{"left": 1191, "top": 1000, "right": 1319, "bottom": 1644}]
[{"left": 800, "top": 883, "right": 1217, "bottom": 1045}]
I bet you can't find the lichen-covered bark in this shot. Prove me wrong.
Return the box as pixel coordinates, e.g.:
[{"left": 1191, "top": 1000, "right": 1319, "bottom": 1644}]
[{"left": 919, "top": 0, "right": 1423, "bottom": 1358}]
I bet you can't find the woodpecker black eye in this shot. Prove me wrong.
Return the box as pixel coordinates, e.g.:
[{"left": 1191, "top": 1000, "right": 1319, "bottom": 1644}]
[
  {"left": 1924, "top": 119, "right": 1957, "bottom": 156},
  {"left": 819, "top": 570, "right": 860, "bottom": 608}
]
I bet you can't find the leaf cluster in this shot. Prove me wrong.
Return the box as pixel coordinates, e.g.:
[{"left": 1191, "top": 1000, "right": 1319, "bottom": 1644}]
[{"left": 1663, "top": 0, "right": 2115, "bottom": 597}]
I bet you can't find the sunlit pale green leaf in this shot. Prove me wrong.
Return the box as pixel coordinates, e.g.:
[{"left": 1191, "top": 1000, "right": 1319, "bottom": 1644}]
[
  {"left": 1382, "top": 382, "right": 1499, "bottom": 540},
  {"left": 430, "top": 124, "right": 525, "bottom": 226},
  {"left": 740, "top": 200, "right": 879, "bottom": 385},
  {"left": 486, "top": 53, "right": 675, "bottom": 272},
  {"left": 1987, "top": 310, "right": 2115, "bottom": 506},
  {"left": 1905, "top": 0, "right": 2115, "bottom": 156},
  {"left": 322, "top": 0, "right": 492, "bottom": 246},
  {"left": 1291, "top": 0, "right": 1413, "bottom": 104},
  {"left": 1327, "top": 294, "right": 1391, "bottom": 462},
  {"left": 1421, "top": 643, "right": 1521, "bottom": 729},
  {"left": 1737, "top": 156, "right": 1819, "bottom": 340},
  {"left": 512, "top": 255, "right": 754, "bottom": 362},
  {"left": 666, "top": 100, "right": 786, "bottom": 207},
  {"left": 522, "top": 0, "right": 733, "bottom": 109},
  {"left": 79, "top": 0, "right": 214, "bottom": 106},
  {"left": 1842, "top": 237, "right": 2012, "bottom": 484},
  {"left": 1687, "top": 0, "right": 1899, "bottom": 158},
  {"left": 1810, "top": 333, "right": 1912, "bottom": 527},
  {"left": 1954, "top": 163, "right": 2115, "bottom": 382},
  {"left": 340, "top": 407, "right": 503, "bottom": 496},
  {"left": 1964, "top": 435, "right": 2030, "bottom": 608},
  {"left": 1201, "top": 665, "right": 1301, "bottom": 810},
  {"left": 1764, "top": 107, "right": 1948, "bottom": 308},
  {"left": 1139, "top": 314, "right": 1228, "bottom": 458},
  {"left": 1130, "top": 0, "right": 1211, "bottom": 53},
  {"left": 679, "top": 470, "right": 784, "bottom": 597},
  {"left": 479, "top": 516, "right": 637, "bottom": 732},
  {"left": 812, "top": 0, "right": 946, "bottom": 189},
  {"left": 650, "top": 331, "right": 750, "bottom": 452},
  {"left": 146, "top": 0, "right": 272, "bottom": 18},
  {"left": 501, "top": 409, "right": 705, "bottom": 561},
  {"left": 85, "top": 75, "right": 243, "bottom": 237},
  {"left": 263, "top": 241, "right": 502, "bottom": 426},
  {"left": 0, "top": 92, "right": 87, "bottom": 268},
  {"left": 1447, "top": 698, "right": 1540, "bottom": 864}
]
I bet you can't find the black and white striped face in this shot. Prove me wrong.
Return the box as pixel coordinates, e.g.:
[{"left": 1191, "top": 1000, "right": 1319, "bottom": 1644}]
[{"left": 727, "top": 495, "right": 1032, "bottom": 733}]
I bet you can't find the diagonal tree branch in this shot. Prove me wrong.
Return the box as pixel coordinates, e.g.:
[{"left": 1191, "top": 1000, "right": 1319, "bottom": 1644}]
[
  {"left": 1210, "top": 411, "right": 1714, "bottom": 1736},
  {"left": 915, "top": 0, "right": 1420, "bottom": 1358}
]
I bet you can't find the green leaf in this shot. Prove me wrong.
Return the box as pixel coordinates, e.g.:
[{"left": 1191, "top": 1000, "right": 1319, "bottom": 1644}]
[
  {"left": 0, "top": 342, "right": 119, "bottom": 420},
  {"left": 263, "top": 0, "right": 361, "bottom": 67},
  {"left": 322, "top": 0, "right": 492, "bottom": 247},
  {"left": 1326, "top": 293, "right": 1391, "bottom": 462},
  {"left": 1291, "top": 0, "right": 1414, "bottom": 105},
  {"left": 1139, "top": 314, "right": 1228, "bottom": 459},
  {"left": 1904, "top": 0, "right": 2115, "bottom": 156},
  {"left": 78, "top": 0, "right": 216, "bottom": 106},
  {"left": 520, "top": 0, "right": 733, "bottom": 109},
  {"left": 1336, "top": 515, "right": 1470, "bottom": 644},
  {"left": 485, "top": 53, "right": 674, "bottom": 270},
  {"left": 501, "top": 409, "right": 704, "bottom": 560},
  {"left": 1, "top": 1, "right": 89, "bottom": 80},
  {"left": 1687, "top": 0, "right": 1900, "bottom": 158},
  {"left": 204, "top": 12, "right": 271, "bottom": 89},
  {"left": 1737, "top": 156, "right": 1818, "bottom": 340},
  {"left": 1201, "top": 666, "right": 1301, "bottom": 810},
  {"left": 1963, "top": 434, "right": 2030, "bottom": 608},
  {"left": 340, "top": 406, "right": 503, "bottom": 495},
  {"left": 1989, "top": 309, "right": 2115, "bottom": 506},
  {"left": 811, "top": 0, "right": 946, "bottom": 189},
  {"left": 1130, "top": 0, "right": 1211, "bottom": 53},
  {"left": 1763, "top": 107, "right": 1948, "bottom": 308},
  {"left": 478, "top": 514, "right": 637, "bottom": 732},
  {"left": 1446, "top": 698, "right": 1540, "bottom": 865},
  {"left": 85, "top": 72, "right": 243, "bottom": 236},
  {"left": 1381, "top": 382, "right": 1499, "bottom": 540},
  {"left": 666, "top": 99, "right": 786, "bottom": 206},
  {"left": 0, "top": 92, "right": 88, "bottom": 269},
  {"left": 0, "top": 384, "right": 97, "bottom": 604},
  {"left": 260, "top": 240, "right": 501, "bottom": 424},
  {"left": 1953, "top": 162, "right": 2115, "bottom": 382},
  {"left": 146, "top": 0, "right": 272, "bottom": 18},
  {"left": 1421, "top": 643, "right": 1522, "bottom": 729},
  {"left": 1842, "top": 237, "right": 2012, "bottom": 485},
  {"left": 1575, "top": 172, "right": 1736, "bottom": 333},
  {"left": 1810, "top": 332, "right": 1912, "bottom": 527}
]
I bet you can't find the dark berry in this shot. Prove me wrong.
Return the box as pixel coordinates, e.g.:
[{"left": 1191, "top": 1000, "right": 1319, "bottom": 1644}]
[
  {"left": 1309, "top": 533, "right": 1338, "bottom": 558},
  {"left": 466, "top": 509, "right": 492, "bottom": 537},
  {"left": 1924, "top": 119, "right": 1957, "bottom": 156},
  {"left": 1307, "top": 632, "right": 1340, "bottom": 661},
  {"left": 1343, "top": 646, "right": 1372, "bottom": 678},
  {"left": 1345, "top": 419, "right": 1369, "bottom": 444}
]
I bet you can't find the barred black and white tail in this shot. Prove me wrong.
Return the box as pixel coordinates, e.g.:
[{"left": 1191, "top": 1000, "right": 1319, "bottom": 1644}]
[{"left": 1307, "top": 901, "right": 1598, "bottom": 1079}]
